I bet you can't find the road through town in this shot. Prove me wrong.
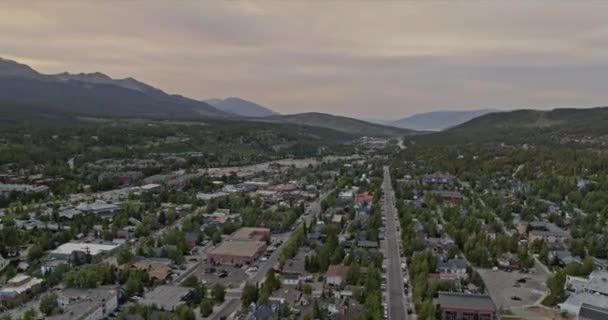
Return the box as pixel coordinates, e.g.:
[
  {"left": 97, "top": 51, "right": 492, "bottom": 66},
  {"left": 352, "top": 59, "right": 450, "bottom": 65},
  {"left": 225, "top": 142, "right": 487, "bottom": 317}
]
[{"left": 382, "top": 166, "right": 409, "bottom": 320}]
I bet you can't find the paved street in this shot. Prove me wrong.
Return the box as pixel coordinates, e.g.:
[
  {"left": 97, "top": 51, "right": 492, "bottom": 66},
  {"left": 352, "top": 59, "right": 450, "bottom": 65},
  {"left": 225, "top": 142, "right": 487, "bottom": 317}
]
[{"left": 382, "top": 166, "right": 408, "bottom": 320}]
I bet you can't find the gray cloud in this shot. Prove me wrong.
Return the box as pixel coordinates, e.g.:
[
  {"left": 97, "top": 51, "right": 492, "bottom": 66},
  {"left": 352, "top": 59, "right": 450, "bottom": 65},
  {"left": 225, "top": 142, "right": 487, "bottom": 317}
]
[{"left": 1, "top": 1, "right": 608, "bottom": 118}]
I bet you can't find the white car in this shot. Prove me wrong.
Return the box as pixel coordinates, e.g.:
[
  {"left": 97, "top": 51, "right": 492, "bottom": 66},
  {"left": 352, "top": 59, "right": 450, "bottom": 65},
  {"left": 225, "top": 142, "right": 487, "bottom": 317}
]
[{"left": 260, "top": 257, "right": 269, "bottom": 262}]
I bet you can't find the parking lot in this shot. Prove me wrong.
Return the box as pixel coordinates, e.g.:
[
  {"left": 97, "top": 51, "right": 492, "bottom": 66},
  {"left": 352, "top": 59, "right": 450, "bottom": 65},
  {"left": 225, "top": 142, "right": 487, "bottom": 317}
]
[
  {"left": 477, "top": 261, "right": 549, "bottom": 310},
  {"left": 195, "top": 263, "right": 249, "bottom": 288}
]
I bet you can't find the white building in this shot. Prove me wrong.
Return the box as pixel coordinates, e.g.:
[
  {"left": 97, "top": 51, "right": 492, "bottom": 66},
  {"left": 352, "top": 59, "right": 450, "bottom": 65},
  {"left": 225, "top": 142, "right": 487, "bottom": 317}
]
[
  {"left": 49, "top": 242, "right": 120, "bottom": 261},
  {"left": 560, "top": 271, "right": 608, "bottom": 314},
  {"left": 0, "top": 274, "right": 43, "bottom": 301},
  {"left": 49, "top": 286, "right": 119, "bottom": 320}
]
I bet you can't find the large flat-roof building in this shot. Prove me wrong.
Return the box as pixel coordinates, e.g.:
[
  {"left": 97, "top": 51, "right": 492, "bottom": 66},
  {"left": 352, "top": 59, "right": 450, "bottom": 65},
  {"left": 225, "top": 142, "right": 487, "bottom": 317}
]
[
  {"left": 50, "top": 242, "right": 120, "bottom": 261},
  {"left": 139, "top": 285, "right": 193, "bottom": 311},
  {"left": 0, "top": 274, "right": 43, "bottom": 301},
  {"left": 207, "top": 240, "right": 267, "bottom": 265},
  {"left": 230, "top": 227, "right": 271, "bottom": 242},
  {"left": 48, "top": 286, "right": 119, "bottom": 320},
  {"left": 437, "top": 292, "right": 497, "bottom": 320},
  {"left": 579, "top": 303, "right": 608, "bottom": 320}
]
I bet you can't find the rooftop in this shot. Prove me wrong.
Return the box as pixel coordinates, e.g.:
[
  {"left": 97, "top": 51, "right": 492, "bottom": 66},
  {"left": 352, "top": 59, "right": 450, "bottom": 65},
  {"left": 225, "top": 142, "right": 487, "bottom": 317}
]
[
  {"left": 585, "top": 270, "right": 608, "bottom": 295},
  {"left": 327, "top": 265, "right": 349, "bottom": 278},
  {"left": 437, "top": 292, "right": 496, "bottom": 312},
  {"left": 49, "top": 286, "right": 119, "bottom": 320},
  {"left": 579, "top": 303, "right": 608, "bottom": 320},
  {"left": 230, "top": 227, "right": 270, "bottom": 241},
  {"left": 139, "top": 285, "right": 192, "bottom": 311},
  {"left": 208, "top": 240, "right": 266, "bottom": 257},
  {"left": 50, "top": 242, "right": 120, "bottom": 257}
]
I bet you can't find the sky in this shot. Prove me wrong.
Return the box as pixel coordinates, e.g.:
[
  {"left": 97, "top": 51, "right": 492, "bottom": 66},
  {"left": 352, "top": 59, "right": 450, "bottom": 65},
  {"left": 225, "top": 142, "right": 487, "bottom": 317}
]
[{"left": 2, "top": 1, "right": 608, "bottom": 119}]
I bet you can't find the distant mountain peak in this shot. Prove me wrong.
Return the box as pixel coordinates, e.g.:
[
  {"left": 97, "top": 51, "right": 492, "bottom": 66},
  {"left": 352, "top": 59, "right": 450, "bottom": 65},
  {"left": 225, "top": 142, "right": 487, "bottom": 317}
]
[
  {"left": 205, "top": 97, "right": 277, "bottom": 117},
  {"left": 0, "top": 57, "right": 41, "bottom": 78}
]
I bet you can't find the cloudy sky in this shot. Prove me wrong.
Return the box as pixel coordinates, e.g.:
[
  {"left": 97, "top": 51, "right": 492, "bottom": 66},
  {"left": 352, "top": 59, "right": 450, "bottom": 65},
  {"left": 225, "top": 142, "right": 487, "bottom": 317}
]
[{"left": 2, "top": 2, "right": 608, "bottom": 119}]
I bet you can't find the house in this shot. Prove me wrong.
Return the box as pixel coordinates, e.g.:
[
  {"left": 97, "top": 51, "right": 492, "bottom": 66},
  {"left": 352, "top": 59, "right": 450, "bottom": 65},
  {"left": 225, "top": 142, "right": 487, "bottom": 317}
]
[
  {"left": 184, "top": 232, "right": 199, "bottom": 250},
  {"left": 139, "top": 285, "right": 193, "bottom": 311},
  {"left": 436, "top": 258, "right": 467, "bottom": 278},
  {"left": 282, "top": 273, "right": 300, "bottom": 286},
  {"left": 548, "top": 250, "right": 582, "bottom": 266},
  {"left": 41, "top": 259, "right": 67, "bottom": 275},
  {"left": 437, "top": 292, "right": 497, "bottom": 320},
  {"left": 355, "top": 192, "right": 373, "bottom": 204},
  {"left": 481, "top": 224, "right": 497, "bottom": 240},
  {"left": 497, "top": 253, "right": 520, "bottom": 271},
  {"left": 98, "top": 171, "right": 143, "bottom": 185},
  {"left": 426, "top": 237, "right": 455, "bottom": 256},
  {"left": 48, "top": 286, "right": 119, "bottom": 320},
  {"left": 326, "top": 265, "right": 349, "bottom": 286},
  {"left": 282, "top": 254, "right": 312, "bottom": 285},
  {"left": 526, "top": 221, "right": 569, "bottom": 243},
  {"left": 0, "top": 254, "right": 8, "bottom": 273},
  {"left": 357, "top": 240, "right": 378, "bottom": 250},
  {"left": 579, "top": 303, "right": 608, "bottom": 320},
  {"left": 0, "top": 274, "right": 44, "bottom": 301},
  {"left": 332, "top": 214, "right": 344, "bottom": 226},
  {"left": 131, "top": 259, "right": 172, "bottom": 281},
  {"left": 422, "top": 172, "right": 456, "bottom": 186},
  {"left": 426, "top": 190, "right": 463, "bottom": 204},
  {"left": 248, "top": 300, "right": 284, "bottom": 319},
  {"left": 338, "top": 190, "right": 354, "bottom": 202}
]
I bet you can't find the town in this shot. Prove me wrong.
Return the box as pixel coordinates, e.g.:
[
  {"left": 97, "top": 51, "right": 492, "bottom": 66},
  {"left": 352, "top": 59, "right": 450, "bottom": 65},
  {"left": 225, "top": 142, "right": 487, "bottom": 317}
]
[{"left": 3, "top": 134, "right": 608, "bottom": 320}]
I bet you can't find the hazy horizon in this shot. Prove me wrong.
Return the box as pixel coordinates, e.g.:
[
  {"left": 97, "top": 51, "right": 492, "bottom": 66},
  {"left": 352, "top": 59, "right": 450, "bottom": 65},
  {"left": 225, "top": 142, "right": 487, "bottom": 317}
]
[{"left": 3, "top": 2, "right": 608, "bottom": 119}]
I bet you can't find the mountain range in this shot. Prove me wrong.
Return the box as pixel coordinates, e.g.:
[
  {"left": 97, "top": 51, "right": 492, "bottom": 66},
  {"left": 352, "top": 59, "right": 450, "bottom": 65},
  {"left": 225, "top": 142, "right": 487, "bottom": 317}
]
[
  {"left": 205, "top": 97, "right": 277, "bottom": 117},
  {"left": 386, "top": 109, "right": 497, "bottom": 131},
  {"left": 0, "top": 58, "right": 228, "bottom": 119},
  {"left": 419, "top": 106, "right": 608, "bottom": 145},
  {"left": 0, "top": 57, "right": 413, "bottom": 138},
  {"left": 268, "top": 112, "right": 414, "bottom": 137}
]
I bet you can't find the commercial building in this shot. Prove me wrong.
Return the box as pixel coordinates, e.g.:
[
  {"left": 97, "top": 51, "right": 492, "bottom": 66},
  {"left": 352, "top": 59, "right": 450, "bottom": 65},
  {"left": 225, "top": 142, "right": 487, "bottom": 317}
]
[
  {"left": 75, "top": 201, "right": 121, "bottom": 217},
  {"left": 49, "top": 286, "right": 119, "bottom": 320},
  {"left": 139, "top": 285, "right": 193, "bottom": 311},
  {"left": 437, "top": 292, "right": 497, "bottom": 320},
  {"left": 561, "top": 270, "right": 608, "bottom": 314},
  {"left": 230, "top": 227, "right": 271, "bottom": 242},
  {"left": 579, "top": 303, "right": 608, "bottom": 320},
  {"left": 0, "top": 183, "right": 49, "bottom": 195},
  {"left": 0, "top": 274, "right": 43, "bottom": 301},
  {"left": 207, "top": 240, "right": 267, "bottom": 265},
  {"left": 50, "top": 242, "right": 120, "bottom": 261}
]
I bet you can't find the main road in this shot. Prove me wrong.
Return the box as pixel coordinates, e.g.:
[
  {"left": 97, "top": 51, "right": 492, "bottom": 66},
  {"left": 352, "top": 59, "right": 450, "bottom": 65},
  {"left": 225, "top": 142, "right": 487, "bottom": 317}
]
[{"left": 382, "top": 166, "right": 409, "bottom": 320}]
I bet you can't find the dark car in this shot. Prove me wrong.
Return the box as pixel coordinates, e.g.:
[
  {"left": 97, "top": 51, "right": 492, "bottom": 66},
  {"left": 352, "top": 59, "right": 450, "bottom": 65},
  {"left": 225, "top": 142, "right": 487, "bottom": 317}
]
[
  {"left": 407, "top": 308, "right": 413, "bottom": 314},
  {"left": 218, "top": 270, "right": 229, "bottom": 278},
  {"left": 510, "top": 296, "right": 521, "bottom": 301}
]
